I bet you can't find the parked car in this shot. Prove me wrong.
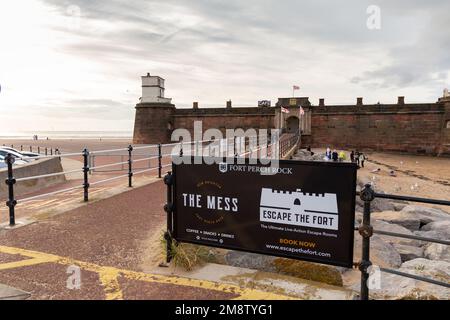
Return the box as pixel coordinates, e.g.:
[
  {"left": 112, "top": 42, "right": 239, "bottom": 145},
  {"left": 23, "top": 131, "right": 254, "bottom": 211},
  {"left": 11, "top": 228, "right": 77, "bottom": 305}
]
[
  {"left": 0, "top": 155, "right": 6, "bottom": 169},
  {"left": 1, "top": 147, "right": 40, "bottom": 158},
  {"left": 0, "top": 154, "right": 28, "bottom": 167},
  {"left": 0, "top": 148, "right": 32, "bottom": 163}
]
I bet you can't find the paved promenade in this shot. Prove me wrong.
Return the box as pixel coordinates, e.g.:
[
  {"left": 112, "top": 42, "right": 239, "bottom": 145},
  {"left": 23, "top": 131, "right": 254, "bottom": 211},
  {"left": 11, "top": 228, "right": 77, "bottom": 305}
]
[{"left": 0, "top": 180, "right": 290, "bottom": 300}]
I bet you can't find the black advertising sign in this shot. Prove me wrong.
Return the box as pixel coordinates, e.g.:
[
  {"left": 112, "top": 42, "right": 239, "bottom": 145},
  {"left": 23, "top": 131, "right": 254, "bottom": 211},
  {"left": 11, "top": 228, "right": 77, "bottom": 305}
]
[{"left": 172, "top": 157, "right": 357, "bottom": 268}]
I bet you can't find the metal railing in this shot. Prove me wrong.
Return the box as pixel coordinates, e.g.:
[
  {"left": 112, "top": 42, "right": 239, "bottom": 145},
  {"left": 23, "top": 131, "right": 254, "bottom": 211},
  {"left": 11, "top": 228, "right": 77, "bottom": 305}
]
[
  {"left": 3, "top": 135, "right": 291, "bottom": 226},
  {"left": 279, "top": 131, "right": 300, "bottom": 158},
  {"left": 2, "top": 143, "right": 60, "bottom": 156},
  {"left": 356, "top": 184, "right": 450, "bottom": 300}
]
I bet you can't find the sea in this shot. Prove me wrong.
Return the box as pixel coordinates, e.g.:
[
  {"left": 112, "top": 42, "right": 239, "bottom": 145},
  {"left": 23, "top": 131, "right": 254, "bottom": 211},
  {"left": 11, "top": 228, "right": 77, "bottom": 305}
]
[{"left": 0, "top": 131, "right": 133, "bottom": 140}]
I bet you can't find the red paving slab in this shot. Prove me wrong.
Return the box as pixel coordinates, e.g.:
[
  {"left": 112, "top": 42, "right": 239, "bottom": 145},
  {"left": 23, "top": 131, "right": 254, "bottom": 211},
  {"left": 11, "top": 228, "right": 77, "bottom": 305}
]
[
  {"left": 118, "top": 278, "right": 238, "bottom": 300},
  {"left": 0, "top": 181, "right": 167, "bottom": 269},
  {"left": 0, "top": 263, "right": 105, "bottom": 300},
  {"left": 0, "top": 252, "right": 25, "bottom": 263},
  {"left": 0, "top": 180, "right": 240, "bottom": 300}
]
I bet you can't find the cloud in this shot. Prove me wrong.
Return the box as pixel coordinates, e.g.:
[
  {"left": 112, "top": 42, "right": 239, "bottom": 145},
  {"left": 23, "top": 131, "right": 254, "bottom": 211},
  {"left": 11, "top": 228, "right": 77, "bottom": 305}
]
[{"left": 1, "top": 0, "right": 449, "bottom": 133}]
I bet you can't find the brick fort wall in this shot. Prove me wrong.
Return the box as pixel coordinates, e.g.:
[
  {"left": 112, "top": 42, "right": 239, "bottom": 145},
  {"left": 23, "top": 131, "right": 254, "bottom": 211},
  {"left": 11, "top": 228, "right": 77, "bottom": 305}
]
[{"left": 133, "top": 98, "right": 450, "bottom": 155}]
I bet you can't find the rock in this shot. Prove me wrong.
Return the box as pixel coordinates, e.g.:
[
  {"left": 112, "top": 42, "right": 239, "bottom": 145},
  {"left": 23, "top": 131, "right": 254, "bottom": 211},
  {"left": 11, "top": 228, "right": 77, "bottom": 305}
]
[
  {"left": 413, "top": 230, "right": 449, "bottom": 247},
  {"left": 371, "top": 198, "right": 396, "bottom": 213},
  {"left": 401, "top": 205, "right": 449, "bottom": 224},
  {"left": 355, "top": 196, "right": 395, "bottom": 213},
  {"left": 371, "top": 211, "right": 421, "bottom": 230},
  {"left": 224, "top": 251, "right": 344, "bottom": 286},
  {"left": 393, "top": 203, "right": 407, "bottom": 211},
  {"left": 369, "top": 258, "right": 450, "bottom": 299},
  {"left": 355, "top": 211, "right": 363, "bottom": 224},
  {"left": 421, "top": 220, "right": 450, "bottom": 233},
  {"left": 371, "top": 220, "right": 419, "bottom": 246},
  {"left": 271, "top": 258, "right": 343, "bottom": 286},
  {"left": 354, "top": 233, "right": 402, "bottom": 268},
  {"left": 394, "top": 244, "right": 424, "bottom": 262},
  {"left": 225, "top": 251, "right": 276, "bottom": 271},
  {"left": 424, "top": 243, "right": 450, "bottom": 261},
  {"left": 355, "top": 197, "right": 364, "bottom": 208},
  {"left": 355, "top": 204, "right": 364, "bottom": 215},
  {"left": 371, "top": 207, "right": 450, "bottom": 231}
]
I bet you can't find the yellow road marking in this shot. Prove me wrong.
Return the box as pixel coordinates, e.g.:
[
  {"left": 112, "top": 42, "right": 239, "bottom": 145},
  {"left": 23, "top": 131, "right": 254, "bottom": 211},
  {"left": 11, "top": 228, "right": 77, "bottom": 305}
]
[
  {"left": 0, "top": 257, "right": 55, "bottom": 271},
  {"left": 0, "top": 245, "right": 294, "bottom": 300},
  {"left": 98, "top": 268, "right": 124, "bottom": 300}
]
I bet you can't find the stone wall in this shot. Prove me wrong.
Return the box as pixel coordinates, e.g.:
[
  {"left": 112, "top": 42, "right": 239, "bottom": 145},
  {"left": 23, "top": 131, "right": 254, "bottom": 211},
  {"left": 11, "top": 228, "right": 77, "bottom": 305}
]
[
  {"left": 133, "top": 103, "right": 175, "bottom": 144},
  {"left": 305, "top": 103, "right": 448, "bottom": 155},
  {"left": 133, "top": 98, "right": 450, "bottom": 155},
  {"left": 173, "top": 107, "right": 275, "bottom": 138}
]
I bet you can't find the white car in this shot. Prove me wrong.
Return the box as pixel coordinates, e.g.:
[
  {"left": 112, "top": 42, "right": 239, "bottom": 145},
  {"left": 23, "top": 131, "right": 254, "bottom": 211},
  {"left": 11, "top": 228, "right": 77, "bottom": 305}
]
[
  {"left": 1, "top": 147, "right": 40, "bottom": 159},
  {"left": 0, "top": 149, "right": 31, "bottom": 163},
  {"left": 0, "top": 154, "right": 28, "bottom": 168},
  {"left": 0, "top": 155, "right": 5, "bottom": 169}
]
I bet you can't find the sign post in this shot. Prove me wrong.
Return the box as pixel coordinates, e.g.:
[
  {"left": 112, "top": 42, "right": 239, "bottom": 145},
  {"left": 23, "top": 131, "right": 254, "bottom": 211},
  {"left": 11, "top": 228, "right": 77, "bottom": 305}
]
[{"left": 169, "top": 157, "right": 357, "bottom": 268}]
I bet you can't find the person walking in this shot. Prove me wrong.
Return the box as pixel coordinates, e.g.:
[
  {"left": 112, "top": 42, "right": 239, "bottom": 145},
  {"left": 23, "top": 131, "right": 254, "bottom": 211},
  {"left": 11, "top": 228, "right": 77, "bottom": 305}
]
[
  {"left": 332, "top": 150, "right": 338, "bottom": 162},
  {"left": 338, "top": 150, "right": 346, "bottom": 162},
  {"left": 325, "top": 147, "right": 332, "bottom": 160},
  {"left": 355, "top": 150, "right": 360, "bottom": 166},
  {"left": 350, "top": 150, "right": 355, "bottom": 163},
  {"left": 359, "top": 152, "right": 366, "bottom": 168}
]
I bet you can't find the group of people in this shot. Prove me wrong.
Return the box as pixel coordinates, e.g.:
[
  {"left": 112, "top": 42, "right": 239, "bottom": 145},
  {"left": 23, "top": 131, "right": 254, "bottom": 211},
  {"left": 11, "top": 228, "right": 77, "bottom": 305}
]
[
  {"left": 324, "top": 147, "right": 366, "bottom": 167},
  {"left": 350, "top": 150, "right": 366, "bottom": 167},
  {"left": 324, "top": 147, "right": 347, "bottom": 162}
]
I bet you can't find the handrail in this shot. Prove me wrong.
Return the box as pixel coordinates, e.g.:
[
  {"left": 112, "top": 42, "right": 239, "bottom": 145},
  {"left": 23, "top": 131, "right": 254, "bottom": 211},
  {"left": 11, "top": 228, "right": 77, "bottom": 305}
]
[
  {"left": 380, "top": 267, "right": 450, "bottom": 288},
  {"left": 18, "top": 152, "right": 82, "bottom": 161},
  {"left": 90, "top": 161, "right": 130, "bottom": 170},
  {"left": 89, "top": 148, "right": 129, "bottom": 155},
  {"left": 357, "top": 184, "right": 450, "bottom": 300}
]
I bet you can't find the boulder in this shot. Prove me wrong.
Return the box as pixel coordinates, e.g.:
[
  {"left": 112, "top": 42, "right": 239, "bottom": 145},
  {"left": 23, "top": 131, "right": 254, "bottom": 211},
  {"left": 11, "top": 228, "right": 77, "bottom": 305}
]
[
  {"left": 424, "top": 243, "right": 450, "bottom": 261},
  {"left": 355, "top": 197, "right": 395, "bottom": 213},
  {"left": 393, "top": 203, "right": 407, "bottom": 211},
  {"left": 224, "top": 251, "right": 344, "bottom": 286},
  {"left": 394, "top": 244, "right": 424, "bottom": 262},
  {"left": 353, "top": 233, "right": 402, "bottom": 268},
  {"left": 369, "top": 258, "right": 450, "bottom": 300},
  {"left": 371, "top": 220, "right": 419, "bottom": 246},
  {"left": 413, "top": 230, "right": 449, "bottom": 247},
  {"left": 271, "top": 258, "right": 343, "bottom": 286},
  {"left": 401, "top": 205, "right": 449, "bottom": 224},
  {"left": 355, "top": 211, "right": 363, "bottom": 224},
  {"left": 371, "top": 198, "right": 396, "bottom": 213},
  {"left": 371, "top": 211, "right": 421, "bottom": 230},
  {"left": 225, "top": 251, "right": 276, "bottom": 271},
  {"left": 421, "top": 220, "right": 450, "bottom": 233}
]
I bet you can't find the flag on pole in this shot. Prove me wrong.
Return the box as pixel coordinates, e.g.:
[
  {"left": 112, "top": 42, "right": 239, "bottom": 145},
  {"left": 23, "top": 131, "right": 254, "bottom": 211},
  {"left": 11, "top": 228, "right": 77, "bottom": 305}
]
[
  {"left": 299, "top": 106, "right": 305, "bottom": 116},
  {"left": 281, "top": 106, "right": 290, "bottom": 113},
  {"left": 293, "top": 85, "right": 300, "bottom": 90}
]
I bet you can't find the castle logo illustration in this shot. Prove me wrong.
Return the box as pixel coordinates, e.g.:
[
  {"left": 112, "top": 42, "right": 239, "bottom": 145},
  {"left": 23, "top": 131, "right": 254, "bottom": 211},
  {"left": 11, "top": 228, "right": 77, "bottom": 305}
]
[{"left": 259, "top": 188, "right": 339, "bottom": 230}]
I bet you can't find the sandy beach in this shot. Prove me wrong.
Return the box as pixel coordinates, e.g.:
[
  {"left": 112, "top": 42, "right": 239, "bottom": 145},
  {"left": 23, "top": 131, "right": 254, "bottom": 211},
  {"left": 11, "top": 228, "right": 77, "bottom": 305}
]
[{"left": 310, "top": 148, "right": 450, "bottom": 203}]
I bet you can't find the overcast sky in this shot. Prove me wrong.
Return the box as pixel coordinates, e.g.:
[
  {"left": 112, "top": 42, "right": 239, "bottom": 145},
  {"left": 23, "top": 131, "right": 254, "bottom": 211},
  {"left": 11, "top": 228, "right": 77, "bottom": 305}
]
[{"left": 0, "top": 0, "right": 449, "bottom": 133}]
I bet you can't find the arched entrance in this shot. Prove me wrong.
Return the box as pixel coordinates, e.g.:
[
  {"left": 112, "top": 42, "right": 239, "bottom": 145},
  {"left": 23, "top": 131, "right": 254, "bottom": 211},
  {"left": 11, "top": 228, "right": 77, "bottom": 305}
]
[{"left": 286, "top": 116, "right": 299, "bottom": 133}]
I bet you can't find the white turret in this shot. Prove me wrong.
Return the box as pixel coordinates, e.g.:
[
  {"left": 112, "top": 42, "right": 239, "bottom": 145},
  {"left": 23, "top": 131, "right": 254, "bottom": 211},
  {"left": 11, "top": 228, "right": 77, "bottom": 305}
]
[{"left": 140, "top": 73, "right": 172, "bottom": 103}]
